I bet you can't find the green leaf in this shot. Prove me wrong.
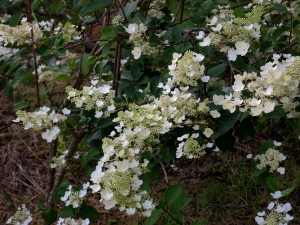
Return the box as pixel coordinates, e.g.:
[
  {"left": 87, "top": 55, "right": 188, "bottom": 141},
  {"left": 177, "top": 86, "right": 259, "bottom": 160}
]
[
  {"left": 266, "top": 175, "right": 278, "bottom": 192},
  {"left": 271, "top": 3, "right": 287, "bottom": 12},
  {"left": 259, "top": 139, "right": 274, "bottom": 153},
  {"left": 211, "top": 110, "right": 241, "bottom": 139},
  {"left": 281, "top": 187, "right": 295, "bottom": 197},
  {"left": 0, "top": 79, "right": 8, "bottom": 91},
  {"left": 46, "top": 65, "right": 71, "bottom": 73},
  {"left": 100, "top": 26, "right": 116, "bottom": 41},
  {"left": 54, "top": 74, "right": 70, "bottom": 82},
  {"left": 121, "top": 1, "right": 137, "bottom": 17},
  {"left": 82, "top": 149, "right": 99, "bottom": 164},
  {"left": 130, "top": 61, "right": 142, "bottom": 80},
  {"left": 96, "top": 117, "right": 113, "bottom": 128},
  {"left": 235, "top": 119, "right": 255, "bottom": 141},
  {"left": 9, "top": 12, "right": 24, "bottom": 27},
  {"left": 42, "top": 209, "right": 57, "bottom": 224},
  {"left": 201, "top": 0, "right": 213, "bottom": 15},
  {"left": 86, "top": 129, "right": 102, "bottom": 143},
  {"left": 31, "top": 0, "right": 43, "bottom": 11},
  {"left": 160, "top": 185, "right": 183, "bottom": 207},
  {"left": 5, "top": 80, "right": 13, "bottom": 99},
  {"left": 263, "top": 105, "right": 285, "bottom": 119},
  {"left": 81, "top": 54, "right": 97, "bottom": 76},
  {"left": 79, "top": 202, "right": 99, "bottom": 222},
  {"left": 272, "top": 27, "right": 287, "bottom": 42},
  {"left": 13, "top": 102, "right": 32, "bottom": 111},
  {"left": 0, "top": 0, "right": 8, "bottom": 7},
  {"left": 144, "top": 209, "right": 162, "bottom": 225},
  {"left": 59, "top": 206, "right": 74, "bottom": 217},
  {"left": 37, "top": 200, "right": 46, "bottom": 211},
  {"left": 207, "top": 63, "right": 228, "bottom": 78},
  {"left": 81, "top": 0, "right": 113, "bottom": 16},
  {"left": 53, "top": 181, "right": 70, "bottom": 203}
]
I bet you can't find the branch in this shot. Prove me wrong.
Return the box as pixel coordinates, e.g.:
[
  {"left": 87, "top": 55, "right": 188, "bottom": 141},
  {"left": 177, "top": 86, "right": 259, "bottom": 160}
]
[{"left": 45, "top": 129, "right": 84, "bottom": 206}]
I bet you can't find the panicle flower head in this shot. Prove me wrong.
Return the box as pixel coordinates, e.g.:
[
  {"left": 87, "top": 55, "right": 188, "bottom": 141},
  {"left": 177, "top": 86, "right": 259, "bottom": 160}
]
[{"left": 6, "top": 204, "right": 32, "bottom": 225}]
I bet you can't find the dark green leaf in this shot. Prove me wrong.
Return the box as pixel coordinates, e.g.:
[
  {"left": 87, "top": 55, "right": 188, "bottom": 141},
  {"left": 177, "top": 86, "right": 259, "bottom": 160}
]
[
  {"left": 38, "top": 200, "right": 46, "bottom": 211},
  {"left": 53, "top": 181, "right": 70, "bottom": 203},
  {"left": 160, "top": 185, "right": 183, "bottom": 207},
  {"left": 42, "top": 209, "right": 57, "bottom": 224},
  {"left": 96, "top": 118, "right": 113, "bottom": 128},
  {"left": 86, "top": 129, "right": 102, "bottom": 143},
  {"left": 79, "top": 202, "right": 99, "bottom": 222},
  {"left": 235, "top": 119, "right": 255, "bottom": 141},
  {"left": 46, "top": 65, "right": 71, "bottom": 73},
  {"left": 59, "top": 206, "right": 74, "bottom": 217},
  {"left": 263, "top": 106, "right": 285, "bottom": 119},
  {"left": 101, "top": 26, "right": 116, "bottom": 41},
  {"left": 13, "top": 102, "right": 32, "bottom": 111},
  {"left": 211, "top": 110, "right": 241, "bottom": 139},
  {"left": 82, "top": 149, "right": 99, "bottom": 164},
  {"left": 281, "top": 187, "right": 295, "bottom": 197},
  {"left": 144, "top": 209, "right": 162, "bottom": 225},
  {"left": 259, "top": 140, "right": 274, "bottom": 153},
  {"left": 0, "top": 0, "right": 8, "bottom": 7},
  {"left": 272, "top": 27, "right": 287, "bottom": 42},
  {"left": 81, "top": 0, "right": 113, "bottom": 16},
  {"left": 271, "top": 3, "right": 287, "bottom": 12},
  {"left": 266, "top": 175, "right": 277, "bottom": 191},
  {"left": 9, "top": 12, "right": 24, "bottom": 27},
  {"left": 54, "top": 74, "right": 70, "bottom": 82},
  {"left": 31, "top": 0, "right": 43, "bottom": 11},
  {"left": 121, "top": 1, "right": 137, "bottom": 17},
  {"left": 5, "top": 80, "right": 13, "bottom": 99},
  {"left": 207, "top": 63, "right": 228, "bottom": 78},
  {"left": 201, "top": 0, "right": 213, "bottom": 15}
]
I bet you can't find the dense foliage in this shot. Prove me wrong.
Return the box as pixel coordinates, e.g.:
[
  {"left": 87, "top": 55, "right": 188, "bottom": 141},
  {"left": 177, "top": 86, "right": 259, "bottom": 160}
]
[{"left": 1, "top": 0, "right": 300, "bottom": 224}]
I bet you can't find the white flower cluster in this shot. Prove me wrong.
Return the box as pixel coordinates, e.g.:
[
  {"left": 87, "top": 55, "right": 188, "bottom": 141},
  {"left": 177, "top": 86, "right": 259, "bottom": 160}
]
[
  {"left": 51, "top": 150, "right": 69, "bottom": 169},
  {"left": 61, "top": 182, "right": 90, "bottom": 208},
  {"left": 112, "top": 15, "right": 124, "bottom": 26},
  {"left": 0, "top": 13, "right": 11, "bottom": 23},
  {"left": 167, "top": 51, "right": 207, "bottom": 86},
  {"left": 147, "top": 0, "right": 166, "bottom": 19},
  {"left": 13, "top": 106, "right": 66, "bottom": 142},
  {"left": 0, "top": 43, "right": 19, "bottom": 60},
  {"left": 125, "top": 23, "right": 159, "bottom": 59},
  {"left": 254, "top": 147, "right": 286, "bottom": 174},
  {"left": 38, "top": 19, "right": 55, "bottom": 32},
  {"left": 66, "top": 82, "right": 115, "bottom": 118},
  {"left": 198, "top": 4, "right": 263, "bottom": 60},
  {"left": 213, "top": 55, "right": 300, "bottom": 117},
  {"left": 56, "top": 218, "right": 89, "bottom": 225},
  {"left": 54, "top": 22, "right": 81, "bottom": 43},
  {"left": 6, "top": 204, "right": 32, "bottom": 225},
  {"left": 0, "top": 17, "right": 43, "bottom": 46},
  {"left": 90, "top": 159, "right": 155, "bottom": 216},
  {"left": 255, "top": 191, "right": 293, "bottom": 225}
]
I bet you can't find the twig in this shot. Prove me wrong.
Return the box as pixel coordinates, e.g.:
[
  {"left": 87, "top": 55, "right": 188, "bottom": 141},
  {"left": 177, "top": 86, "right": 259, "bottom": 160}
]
[
  {"left": 179, "top": 0, "right": 185, "bottom": 23},
  {"left": 250, "top": 42, "right": 297, "bottom": 65},
  {"left": 112, "top": 35, "right": 121, "bottom": 94},
  {"left": 46, "top": 139, "right": 58, "bottom": 201},
  {"left": 158, "top": 158, "right": 169, "bottom": 184}
]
